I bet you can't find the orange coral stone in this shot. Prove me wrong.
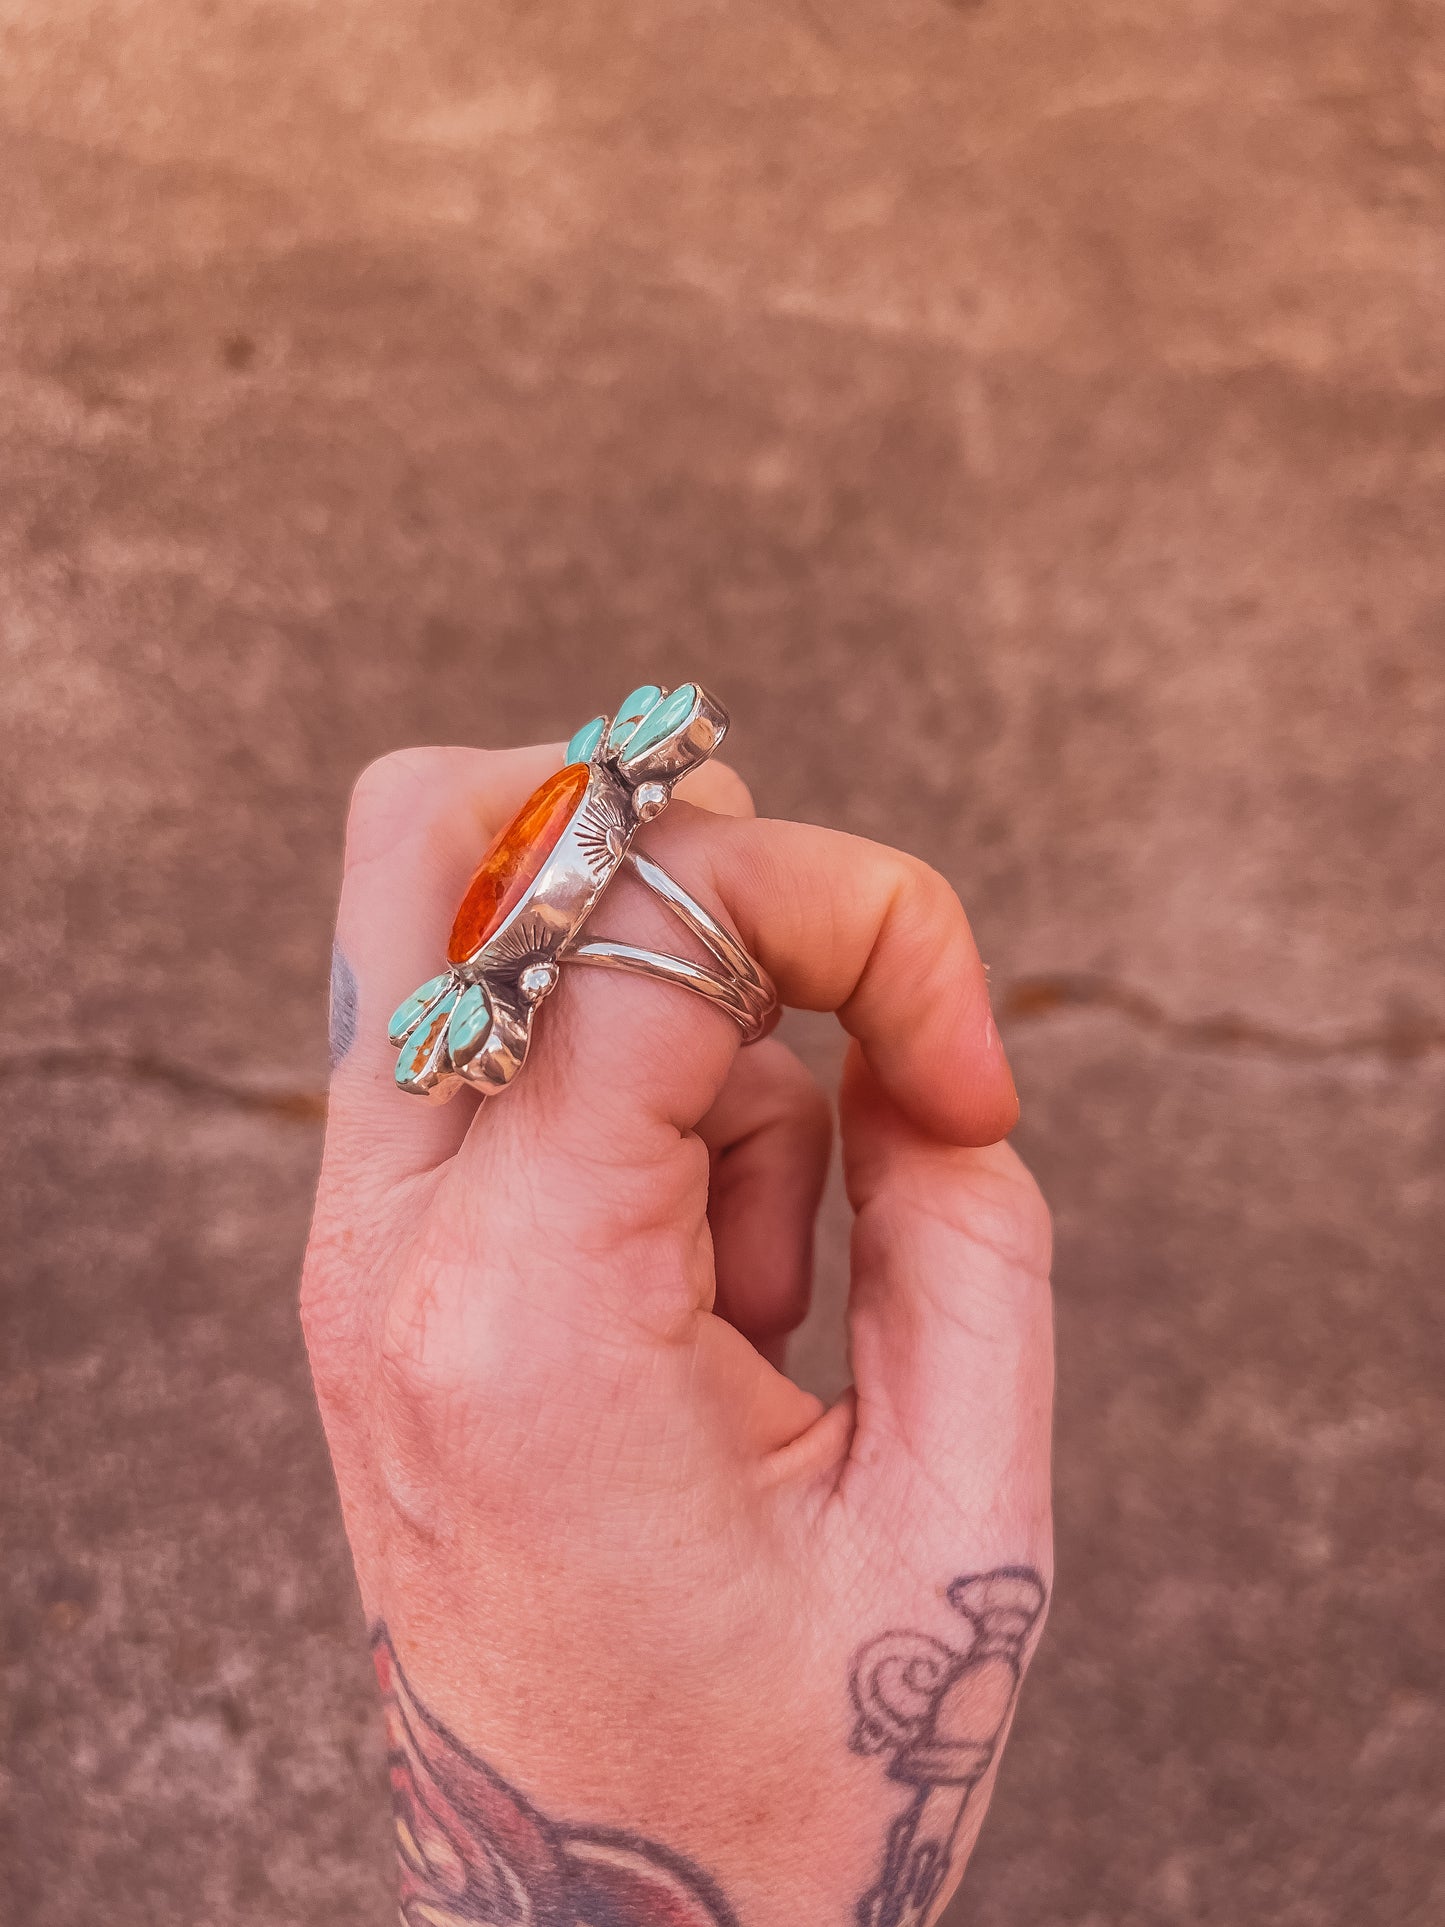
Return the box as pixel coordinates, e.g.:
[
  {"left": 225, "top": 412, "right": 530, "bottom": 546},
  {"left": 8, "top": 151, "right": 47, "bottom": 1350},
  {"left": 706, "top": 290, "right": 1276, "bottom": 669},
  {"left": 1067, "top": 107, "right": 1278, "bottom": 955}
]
[{"left": 446, "top": 762, "right": 591, "bottom": 964}]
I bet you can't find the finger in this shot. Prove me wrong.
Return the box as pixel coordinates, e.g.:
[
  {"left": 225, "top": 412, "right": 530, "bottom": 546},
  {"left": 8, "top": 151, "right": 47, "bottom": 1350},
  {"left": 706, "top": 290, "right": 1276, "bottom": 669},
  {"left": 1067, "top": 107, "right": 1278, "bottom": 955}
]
[
  {"left": 686, "top": 813, "right": 1019, "bottom": 1148},
  {"left": 693, "top": 1039, "right": 832, "bottom": 1365},
  {"left": 324, "top": 743, "right": 561, "bottom": 1190},
  {"left": 838, "top": 1045, "right": 1053, "bottom": 1543},
  {"left": 473, "top": 803, "right": 1015, "bottom": 1170},
  {"left": 675, "top": 758, "right": 755, "bottom": 819}
]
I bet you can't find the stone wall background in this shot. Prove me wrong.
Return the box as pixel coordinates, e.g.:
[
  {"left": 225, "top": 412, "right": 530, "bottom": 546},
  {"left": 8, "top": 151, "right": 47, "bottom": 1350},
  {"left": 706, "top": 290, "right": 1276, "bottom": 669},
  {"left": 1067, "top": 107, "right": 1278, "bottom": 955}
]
[{"left": 3, "top": 4, "right": 1443, "bottom": 1923}]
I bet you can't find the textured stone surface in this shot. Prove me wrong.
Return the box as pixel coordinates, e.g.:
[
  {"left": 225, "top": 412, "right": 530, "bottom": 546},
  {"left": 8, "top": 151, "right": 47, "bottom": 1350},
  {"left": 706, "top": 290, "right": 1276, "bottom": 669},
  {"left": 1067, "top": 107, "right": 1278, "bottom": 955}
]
[
  {"left": 2, "top": 2, "right": 1443, "bottom": 1923},
  {"left": 447, "top": 761, "right": 591, "bottom": 963}
]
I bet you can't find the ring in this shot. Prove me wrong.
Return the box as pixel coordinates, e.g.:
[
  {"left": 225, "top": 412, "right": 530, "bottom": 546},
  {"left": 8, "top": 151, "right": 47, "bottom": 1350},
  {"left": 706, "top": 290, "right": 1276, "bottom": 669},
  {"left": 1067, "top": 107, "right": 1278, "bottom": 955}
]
[{"left": 388, "top": 683, "right": 778, "bottom": 1102}]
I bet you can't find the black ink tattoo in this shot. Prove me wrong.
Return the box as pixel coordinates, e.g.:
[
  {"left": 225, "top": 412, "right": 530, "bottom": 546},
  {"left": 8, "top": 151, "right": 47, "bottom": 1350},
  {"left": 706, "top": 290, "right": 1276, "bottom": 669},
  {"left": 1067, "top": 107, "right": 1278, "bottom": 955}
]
[
  {"left": 849, "top": 1568, "right": 1047, "bottom": 1927},
  {"left": 329, "top": 942, "right": 358, "bottom": 1068},
  {"left": 372, "top": 1624, "right": 740, "bottom": 1927}
]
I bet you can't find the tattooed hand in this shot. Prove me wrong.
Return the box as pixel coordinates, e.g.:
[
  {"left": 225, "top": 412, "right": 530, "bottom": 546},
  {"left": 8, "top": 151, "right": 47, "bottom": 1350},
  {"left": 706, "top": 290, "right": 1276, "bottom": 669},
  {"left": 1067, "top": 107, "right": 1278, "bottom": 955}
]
[{"left": 304, "top": 745, "right": 1053, "bottom": 1927}]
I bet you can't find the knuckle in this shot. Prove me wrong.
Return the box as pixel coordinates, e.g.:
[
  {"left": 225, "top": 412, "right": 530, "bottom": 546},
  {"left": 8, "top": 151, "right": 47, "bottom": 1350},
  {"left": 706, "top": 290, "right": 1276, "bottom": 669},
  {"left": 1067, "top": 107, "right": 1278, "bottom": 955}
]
[
  {"left": 377, "top": 1265, "right": 474, "bottom": 1411},
  {"left": 857, "top": 1146, "right": 1054, "bottom": 1344},
  {"left": 959, "top": 1147, "right": 1053, "bottom": 1280},
  {"left": 344, "top": 747, "right": 458, "bottom": 870},
  {"left": 909, "top": 1144, "right": 1053, "bottom": 1278},
  {"left": 374, "top": 1240, "right": 523, "bottom": 1420},
  {"left": 350, "top": 744, "right": 449, "bottom": 811},
  {"left": 877, "top": 852, "right": 970, "bottom": 964},
  {"left": 897, "top": 850, "right": 957, "bottom": 911},
  {"left": 373, "top": 1271, "right": 502, "bottom": 1532}
]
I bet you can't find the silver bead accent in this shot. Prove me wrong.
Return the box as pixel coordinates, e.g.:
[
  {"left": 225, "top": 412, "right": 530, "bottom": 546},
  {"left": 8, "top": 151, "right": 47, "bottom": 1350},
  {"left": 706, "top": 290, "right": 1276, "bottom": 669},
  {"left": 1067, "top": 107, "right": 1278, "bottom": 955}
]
[
  {"left": 517, "top": 959, "right": 559, "bottom": 1002},
  {"left": 632, "top": 780, "right": 669, "bottom": 822}
]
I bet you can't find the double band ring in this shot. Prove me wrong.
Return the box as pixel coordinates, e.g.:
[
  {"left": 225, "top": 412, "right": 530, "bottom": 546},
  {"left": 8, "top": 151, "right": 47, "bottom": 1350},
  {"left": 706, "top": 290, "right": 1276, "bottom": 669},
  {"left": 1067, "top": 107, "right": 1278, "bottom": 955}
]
[{"left": 388, "top": 683, "right": 778, "bottom": 1102}]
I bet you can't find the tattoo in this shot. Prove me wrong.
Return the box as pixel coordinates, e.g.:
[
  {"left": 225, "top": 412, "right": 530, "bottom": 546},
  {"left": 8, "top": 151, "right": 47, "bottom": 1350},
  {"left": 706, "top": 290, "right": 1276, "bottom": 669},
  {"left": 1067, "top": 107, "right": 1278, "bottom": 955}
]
[
  {"left": 329, "top": 942, "right": 358, "bottom": 1067},
  {"left": 849, "top": 1568, "right": 1047, "bottom": 1927},
  {"left": 372, "top": 1625, "right": 739, "bottom": 1927}
]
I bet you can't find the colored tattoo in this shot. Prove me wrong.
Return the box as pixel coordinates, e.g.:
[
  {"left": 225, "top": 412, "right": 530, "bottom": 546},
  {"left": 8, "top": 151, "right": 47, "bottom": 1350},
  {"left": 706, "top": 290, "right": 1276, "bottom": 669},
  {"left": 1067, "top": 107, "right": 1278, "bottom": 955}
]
[
  {"left": 371, "top": 1567, "right": 1041, "bottom": 1927},
  {"left": 329, "top": 942, "right": 359, "bottom": 1068},
  {"left": 849, "top": 1568, "right": 1047, "bottom": 1927},
  {"left": 372, "top": 1625, "right": 740, "bottom": 1927}
]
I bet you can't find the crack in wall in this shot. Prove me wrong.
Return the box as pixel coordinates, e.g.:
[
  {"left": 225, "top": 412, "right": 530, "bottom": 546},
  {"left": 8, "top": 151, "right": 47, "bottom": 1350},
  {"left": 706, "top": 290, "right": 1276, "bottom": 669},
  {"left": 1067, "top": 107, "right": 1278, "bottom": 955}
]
[
  {"left": 1, "top": 975, "right": 1438, "bottom": 1119},
  {"left": 0, "top": 1048, "right": 327, "bottom": 1120},
  {"left": 996, "top": 975, "right": 1445, "bottom": 1063}
]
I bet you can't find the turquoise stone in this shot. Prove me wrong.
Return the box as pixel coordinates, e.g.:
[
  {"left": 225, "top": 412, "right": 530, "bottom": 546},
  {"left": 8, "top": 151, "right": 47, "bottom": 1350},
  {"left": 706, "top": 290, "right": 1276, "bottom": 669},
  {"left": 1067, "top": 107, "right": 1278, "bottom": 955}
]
[
  {"left": 446, "top": 982, "right": 492, "bottom": 1067},
  {"left": 565, "top": 716, "right": 605, "bottom": 763},
  {"left": 394, "top": 985, "right": 459, "bottom": 1091},
  {"left": 606, "top": 683, "right": 663, "bottom": 754},
  {"left": 388, "top": 972, "right": 453, "bottom": 1046},
  {"left": 621, "top": 682, "right": 696, "bottom": 758}
]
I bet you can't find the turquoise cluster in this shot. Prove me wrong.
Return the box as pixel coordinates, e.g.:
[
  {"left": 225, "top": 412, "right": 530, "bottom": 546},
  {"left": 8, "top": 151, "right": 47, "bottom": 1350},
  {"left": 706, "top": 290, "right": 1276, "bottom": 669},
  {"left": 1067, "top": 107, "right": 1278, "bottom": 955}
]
[
  {"left": 565, "top": 682, "right": 698, "bottom": 766},
  {"left": 388, "top": 971, "right": 492, "bottom": 1094}
]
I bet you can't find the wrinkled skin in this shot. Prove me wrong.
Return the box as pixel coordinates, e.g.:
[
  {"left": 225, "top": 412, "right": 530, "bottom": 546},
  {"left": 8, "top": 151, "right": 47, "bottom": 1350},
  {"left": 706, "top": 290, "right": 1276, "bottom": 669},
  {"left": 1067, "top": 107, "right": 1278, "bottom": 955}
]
[{"left": 302, "top": 744, "right": 1054, "bottom": 1927}]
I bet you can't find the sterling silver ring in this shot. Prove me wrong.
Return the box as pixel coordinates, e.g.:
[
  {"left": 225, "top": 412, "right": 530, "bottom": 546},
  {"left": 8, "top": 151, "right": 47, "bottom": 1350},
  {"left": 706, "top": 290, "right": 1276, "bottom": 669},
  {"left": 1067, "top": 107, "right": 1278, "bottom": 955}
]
[{"left": 388, "top": 683, "right": 778, "bottom": 1102}]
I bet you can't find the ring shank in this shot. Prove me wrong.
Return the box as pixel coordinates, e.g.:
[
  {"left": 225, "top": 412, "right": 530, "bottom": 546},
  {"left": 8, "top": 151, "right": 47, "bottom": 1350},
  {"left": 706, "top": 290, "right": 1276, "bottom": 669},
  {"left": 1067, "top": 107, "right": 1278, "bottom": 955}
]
[{"left": 565, "top": 851, "right": 777, "bottom": 1043}]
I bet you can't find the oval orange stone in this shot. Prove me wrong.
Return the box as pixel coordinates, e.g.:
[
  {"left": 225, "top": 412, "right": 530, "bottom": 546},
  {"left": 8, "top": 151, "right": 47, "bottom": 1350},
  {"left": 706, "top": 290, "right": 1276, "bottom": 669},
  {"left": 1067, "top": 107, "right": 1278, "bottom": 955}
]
[{"left": 447, "top": 763, "right": 591, "bottom": 964}]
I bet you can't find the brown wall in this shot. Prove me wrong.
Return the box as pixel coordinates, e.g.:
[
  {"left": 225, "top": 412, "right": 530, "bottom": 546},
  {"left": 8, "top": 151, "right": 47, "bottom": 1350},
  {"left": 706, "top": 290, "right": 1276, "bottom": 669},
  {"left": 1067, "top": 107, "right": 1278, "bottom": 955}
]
[{"left": 3, "top": 5, "right": 1443, "bottom": 1923}]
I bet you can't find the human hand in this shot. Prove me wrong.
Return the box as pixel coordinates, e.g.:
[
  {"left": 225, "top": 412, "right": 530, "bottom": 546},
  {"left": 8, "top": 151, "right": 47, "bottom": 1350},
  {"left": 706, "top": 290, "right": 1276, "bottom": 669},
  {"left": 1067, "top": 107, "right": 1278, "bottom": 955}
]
[{"left": 303, "top": 740, "right": 1053, "bottom": 1927}]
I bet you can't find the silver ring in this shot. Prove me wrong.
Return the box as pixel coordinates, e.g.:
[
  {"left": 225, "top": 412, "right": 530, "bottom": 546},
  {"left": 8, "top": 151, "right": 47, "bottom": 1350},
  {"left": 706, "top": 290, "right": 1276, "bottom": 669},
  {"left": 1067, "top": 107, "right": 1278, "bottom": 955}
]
[{"left": 387, "top": 683, "right": 778, "bottom": 1102}]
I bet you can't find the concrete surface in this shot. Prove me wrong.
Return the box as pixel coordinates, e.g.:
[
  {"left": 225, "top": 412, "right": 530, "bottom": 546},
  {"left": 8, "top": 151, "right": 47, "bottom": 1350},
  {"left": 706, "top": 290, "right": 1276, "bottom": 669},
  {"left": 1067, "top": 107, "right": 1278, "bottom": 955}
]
[{"left": 2, "top": 2, "right": 1443, "bottom": 1922}]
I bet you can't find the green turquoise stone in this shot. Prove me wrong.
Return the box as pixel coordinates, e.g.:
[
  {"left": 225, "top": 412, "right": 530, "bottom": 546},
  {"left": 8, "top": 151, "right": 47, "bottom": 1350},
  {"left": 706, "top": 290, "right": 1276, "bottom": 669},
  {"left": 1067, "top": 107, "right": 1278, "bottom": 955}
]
[
  {"left": 606, "top": 683, "right": 663, "bottom": 753},
  {"left": 565, "top": 716, "right": 606, "bottom": 763},
  {"left": 388, "top": 972, "right": 452, "bottom": 1046},
  {"left": 622, "top": 682, "right": 696, "bottom": 758},
  {"left": 394, "top": 985, "right": 459, "bottom": 1091},
  {"left": 446, "top": 983, "right": 492, "bottom": 1066}
]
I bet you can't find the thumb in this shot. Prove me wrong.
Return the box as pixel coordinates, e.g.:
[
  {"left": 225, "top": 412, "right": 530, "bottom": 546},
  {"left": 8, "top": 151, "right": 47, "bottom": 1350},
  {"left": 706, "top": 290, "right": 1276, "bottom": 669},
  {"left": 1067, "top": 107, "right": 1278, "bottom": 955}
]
[{"left": 838, "top": 1046, "right": 1053, "bottom": 1560}]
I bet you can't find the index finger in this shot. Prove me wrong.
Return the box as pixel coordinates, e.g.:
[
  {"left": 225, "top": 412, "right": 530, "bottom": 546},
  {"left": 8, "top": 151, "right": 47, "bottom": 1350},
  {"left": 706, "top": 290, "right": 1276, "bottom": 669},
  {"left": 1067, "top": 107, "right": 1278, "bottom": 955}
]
[
  {"left": 612, "top": 805, "right": 1017, "bottom": 1148},
  {"left": 482, "top": 806, "right": 1015, "bottom": 1176},
  {"left": 643, "top": 808, "right": 1017, "bottom": 1148}
]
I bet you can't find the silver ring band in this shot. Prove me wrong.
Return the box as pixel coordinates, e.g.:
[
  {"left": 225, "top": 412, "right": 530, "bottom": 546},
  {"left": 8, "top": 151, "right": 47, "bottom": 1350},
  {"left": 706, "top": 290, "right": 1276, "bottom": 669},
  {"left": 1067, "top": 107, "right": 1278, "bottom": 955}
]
[{"left": 568, "top": 850, "right": 776, "bottom": 1043}]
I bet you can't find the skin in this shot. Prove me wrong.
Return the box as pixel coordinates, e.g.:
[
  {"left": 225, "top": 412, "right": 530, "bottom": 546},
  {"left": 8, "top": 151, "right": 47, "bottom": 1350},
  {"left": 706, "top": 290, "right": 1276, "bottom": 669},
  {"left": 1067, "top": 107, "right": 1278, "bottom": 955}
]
[{"left": 303, "top": 743, "right": 1054, "bottom": 1927}]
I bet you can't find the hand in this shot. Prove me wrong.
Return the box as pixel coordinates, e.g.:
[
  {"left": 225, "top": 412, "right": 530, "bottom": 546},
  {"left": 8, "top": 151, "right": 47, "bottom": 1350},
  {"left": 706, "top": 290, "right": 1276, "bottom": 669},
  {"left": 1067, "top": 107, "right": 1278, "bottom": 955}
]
[{"left": 303, "top": 742, "right": 1053, "bottom": 1927}]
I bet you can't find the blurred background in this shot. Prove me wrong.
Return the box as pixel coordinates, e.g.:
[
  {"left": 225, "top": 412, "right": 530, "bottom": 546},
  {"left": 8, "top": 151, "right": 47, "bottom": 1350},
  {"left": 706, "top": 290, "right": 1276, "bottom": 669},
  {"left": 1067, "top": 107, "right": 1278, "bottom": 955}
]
[{"left": 3, "top": 3, "right": 1443, "bottom": 1923}]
